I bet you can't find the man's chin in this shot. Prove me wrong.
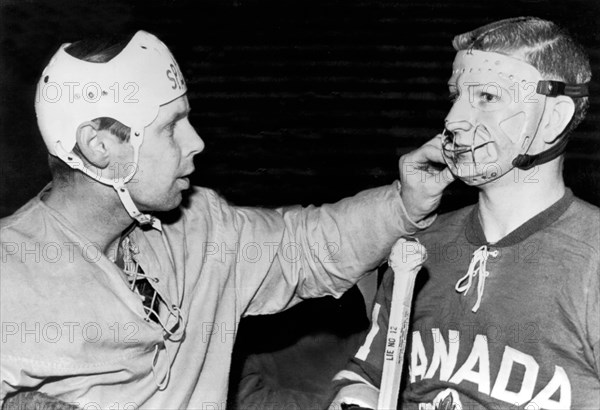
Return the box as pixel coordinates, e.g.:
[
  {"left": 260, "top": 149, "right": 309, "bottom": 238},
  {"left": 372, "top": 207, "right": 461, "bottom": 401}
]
[
  {"left": 139, "top": 193, "right": 184, "bottom": 214},
  {"left": 460, "top": 177, "right": 488, "bottom": 187},
  {"left": 456, "top": 172, "right": 505, "bottom": 187},
  {"left": 163, "top": 195, "right": 184, "bottom": 211}
]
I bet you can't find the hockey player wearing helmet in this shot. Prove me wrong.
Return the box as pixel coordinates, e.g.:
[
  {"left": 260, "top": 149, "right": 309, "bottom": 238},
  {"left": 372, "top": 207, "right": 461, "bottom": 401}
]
[
  {"left": 0, "top": 31, "right": 452, "bottom": 408},
  {"left": 329, "top": 17, "right": 599, "bottom": 410},
  {"left": 35, "top": 31, "right": 200, "bottom": 228}
]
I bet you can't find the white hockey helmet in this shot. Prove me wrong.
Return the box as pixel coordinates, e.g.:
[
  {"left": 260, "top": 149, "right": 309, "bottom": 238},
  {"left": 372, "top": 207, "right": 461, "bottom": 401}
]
[{"left": 35, "top": 30, "right": 187, "bottom": 225}]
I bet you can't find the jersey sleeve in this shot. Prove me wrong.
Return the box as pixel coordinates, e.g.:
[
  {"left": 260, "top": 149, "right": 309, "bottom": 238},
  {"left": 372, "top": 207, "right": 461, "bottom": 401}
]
[
  {"left": 233, "top": 183, "right": 433, "bottom": 316},
  {"left": 328, "top": 268, "right": 394, "bottom": 409}
]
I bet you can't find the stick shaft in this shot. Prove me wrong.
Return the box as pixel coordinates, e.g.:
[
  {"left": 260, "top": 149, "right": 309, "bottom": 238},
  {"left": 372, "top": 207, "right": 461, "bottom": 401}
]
[
  {"left": 377, "top": 269, "right": 418, "bottom": 409},
  {"left": 377, "top": 238, "right": 425, "bottom": 410}
]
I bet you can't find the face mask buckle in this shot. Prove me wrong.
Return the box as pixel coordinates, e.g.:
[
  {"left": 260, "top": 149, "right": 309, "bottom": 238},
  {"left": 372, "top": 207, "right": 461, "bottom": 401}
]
[
  {"left": 537, "top": 80, "right": 589, "bottom": 98},
  {"left": 536, "top": 80, "right": 565, "bottom": 97}
]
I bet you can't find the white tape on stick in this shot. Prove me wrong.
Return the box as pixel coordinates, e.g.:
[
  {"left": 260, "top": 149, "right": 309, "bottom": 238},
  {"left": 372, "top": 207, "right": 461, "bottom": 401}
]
[{"left": 377, "top": 237, "right": 427, "bottom": 410}]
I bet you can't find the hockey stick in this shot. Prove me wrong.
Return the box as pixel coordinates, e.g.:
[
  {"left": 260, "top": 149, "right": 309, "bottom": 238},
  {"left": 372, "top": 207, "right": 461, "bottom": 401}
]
[{"left": 377, "top": 237, "right": 426, "bottom": 410}]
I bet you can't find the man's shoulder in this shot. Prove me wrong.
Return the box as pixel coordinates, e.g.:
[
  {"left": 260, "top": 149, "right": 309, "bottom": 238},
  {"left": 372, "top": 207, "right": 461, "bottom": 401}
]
[
  {"left": 0, "top": 195, "right": 45, "bottom": 239},
  {"left": 569, "top": 195, "right": 600, "bottom": 220},
  {"left": 179, "top": 185, "right": 227, "bottom": 215},
  {"left": 158, "top": 185, "right": 225, "bottom": 227},
  {"left": 170, "top": 185, "right": 278, "bottom": 227},
  {"left": 1, "top": 200, "right": 53, "bottom": 286},
  {"left": 559, "top": 195, "right": 600, "bottom": 244}
]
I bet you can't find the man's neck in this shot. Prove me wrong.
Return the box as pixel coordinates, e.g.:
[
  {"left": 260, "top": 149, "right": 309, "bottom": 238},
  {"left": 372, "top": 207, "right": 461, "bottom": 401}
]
[
  {"left": 477, "top": 165, "right": 565, "bottom": 244},
  {"left": 43, "top": 178, "right": 135, "bottom": 255}
]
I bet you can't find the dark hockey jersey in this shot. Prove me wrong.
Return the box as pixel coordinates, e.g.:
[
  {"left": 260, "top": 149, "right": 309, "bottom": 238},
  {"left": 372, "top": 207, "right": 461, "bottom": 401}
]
[{"left": 331, "top": 190, "right": 600, "bottom": 410}]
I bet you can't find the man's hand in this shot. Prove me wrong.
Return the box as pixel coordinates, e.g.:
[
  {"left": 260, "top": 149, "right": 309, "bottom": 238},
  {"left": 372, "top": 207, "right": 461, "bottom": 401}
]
[{"left": 398, "top": 135, "right": 455, "bottom": 222}]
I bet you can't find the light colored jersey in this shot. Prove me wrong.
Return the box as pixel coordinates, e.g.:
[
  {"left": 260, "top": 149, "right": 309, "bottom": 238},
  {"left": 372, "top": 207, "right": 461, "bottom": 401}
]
[{"left": 1, "top": 182, "right": 427, "bottom": 409}]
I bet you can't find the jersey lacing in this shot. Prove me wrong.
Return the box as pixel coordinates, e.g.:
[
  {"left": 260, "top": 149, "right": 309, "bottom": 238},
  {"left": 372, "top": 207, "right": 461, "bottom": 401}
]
[
  {"left": 455, "top": 245, "right": 498, "bottom": 313},
  {"left": 121, "top": 236, "right": 161, "bottom": 322},
  {"left": 120, "top": 235, "right": 187, "bottom": 390}
]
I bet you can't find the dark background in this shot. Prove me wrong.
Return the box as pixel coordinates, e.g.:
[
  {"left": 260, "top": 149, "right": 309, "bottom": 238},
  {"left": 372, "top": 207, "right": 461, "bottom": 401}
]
[
  {"left": 1, "top": 0, "right": 599, "bottom": 407},
  {"left": 1, "top": 0, "right": 599, "bottom": 218}
]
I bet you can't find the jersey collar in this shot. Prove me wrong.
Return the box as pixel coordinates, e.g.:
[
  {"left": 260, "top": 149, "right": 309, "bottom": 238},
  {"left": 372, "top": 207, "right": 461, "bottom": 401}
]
[{"left": 465, "top": 189, "right": 574, "bottom": 247}]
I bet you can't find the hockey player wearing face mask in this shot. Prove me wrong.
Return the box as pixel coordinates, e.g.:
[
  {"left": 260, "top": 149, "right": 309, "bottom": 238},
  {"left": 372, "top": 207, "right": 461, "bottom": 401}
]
[{"left": 329, "top": 17, "right": 599, "bottom": 410}]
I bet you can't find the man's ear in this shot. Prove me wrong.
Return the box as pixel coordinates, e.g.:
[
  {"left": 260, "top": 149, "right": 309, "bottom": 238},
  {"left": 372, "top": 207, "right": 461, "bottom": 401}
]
[
  {"left": 542, "top": 96, "right": 575, "bottom": 144},
  {"left": 75, "top": 121, "right": 111, "bottom": 168}
]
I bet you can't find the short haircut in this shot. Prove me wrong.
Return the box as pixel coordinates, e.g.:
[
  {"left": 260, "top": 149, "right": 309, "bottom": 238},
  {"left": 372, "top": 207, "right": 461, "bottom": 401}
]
[
  {"left": 452, "top": 17, "right": 591, "bottom": 138},
  {"left": 48, "top": 35, "right": 133, "bottom": 183}
]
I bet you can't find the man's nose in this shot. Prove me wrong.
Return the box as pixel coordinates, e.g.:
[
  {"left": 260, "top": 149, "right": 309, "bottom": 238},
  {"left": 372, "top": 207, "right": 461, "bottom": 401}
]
[
  {"left": 444, "top": 119, "right": 473, "bottom": 134},
  {"left": 444, "top": 95, "right": 475, "bottom": 134},
  {"left": 183, "top": 123, "right": 205, "bottom": 156}
]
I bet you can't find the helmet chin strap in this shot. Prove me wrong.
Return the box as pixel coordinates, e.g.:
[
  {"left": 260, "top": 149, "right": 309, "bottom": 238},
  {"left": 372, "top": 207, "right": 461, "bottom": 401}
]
[
  {"left": 54, "top": 127, "right": 159, "bottom": 228},
  {"left": 113, "top": 183, "right": 155, "bottom": 225}
]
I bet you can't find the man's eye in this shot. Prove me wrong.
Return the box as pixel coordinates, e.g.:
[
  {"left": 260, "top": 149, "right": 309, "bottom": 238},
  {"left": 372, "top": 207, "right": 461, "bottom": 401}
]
[
  {"left": 448, "top": 93, "right": 459, "bottom": 103},
  {"left": 480, "top": 92, "right": 500, "bottom": 103},
  {"left": 166, "top": 123, "right": 177, "bottom": 134}
]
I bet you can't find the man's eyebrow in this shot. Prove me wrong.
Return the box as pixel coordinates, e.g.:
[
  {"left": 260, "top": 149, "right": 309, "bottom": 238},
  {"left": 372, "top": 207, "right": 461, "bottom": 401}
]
[{"left": 168, "top": 109, "right": 191, "bottom": 124}]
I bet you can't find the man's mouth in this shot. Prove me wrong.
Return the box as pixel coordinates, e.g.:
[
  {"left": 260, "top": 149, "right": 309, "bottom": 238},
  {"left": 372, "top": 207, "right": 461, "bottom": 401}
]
[
  {"left": 451, "top": 144, "right": 474, "bottom": 156},
  {"left": 177, "top": 177, "right": 190, "bottom": 189},
  {"left": 442, "top": 129, "right": 470, "bottom": 154},
  {"left": 177, "top": 167, "right": 194, "bottom": 188},
  {"left": 443, "top": 136, "right": 472, "bottom": 156},
  {"left": 179, "top": 167, "right": 195, "bottom": 179}
]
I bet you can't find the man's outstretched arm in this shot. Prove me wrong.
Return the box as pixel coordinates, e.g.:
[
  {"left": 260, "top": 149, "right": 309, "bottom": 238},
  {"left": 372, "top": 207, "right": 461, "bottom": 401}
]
[{"left": 238, "top": 135, "right": 452, "bottom": 316}]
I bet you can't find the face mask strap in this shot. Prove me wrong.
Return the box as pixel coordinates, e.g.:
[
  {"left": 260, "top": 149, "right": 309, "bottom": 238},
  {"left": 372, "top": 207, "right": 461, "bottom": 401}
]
[
  {"left": 513, "top": 80, "right": 588, "bottom": 170},
  {"left": 537, "top": 80, "right": 589, "bottom": 98}
]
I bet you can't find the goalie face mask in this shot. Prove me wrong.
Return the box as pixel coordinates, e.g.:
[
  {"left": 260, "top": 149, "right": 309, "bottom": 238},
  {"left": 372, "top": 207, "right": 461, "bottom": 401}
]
[{"left": 441, "top": 50, "right": 548, "bottom": 186}]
